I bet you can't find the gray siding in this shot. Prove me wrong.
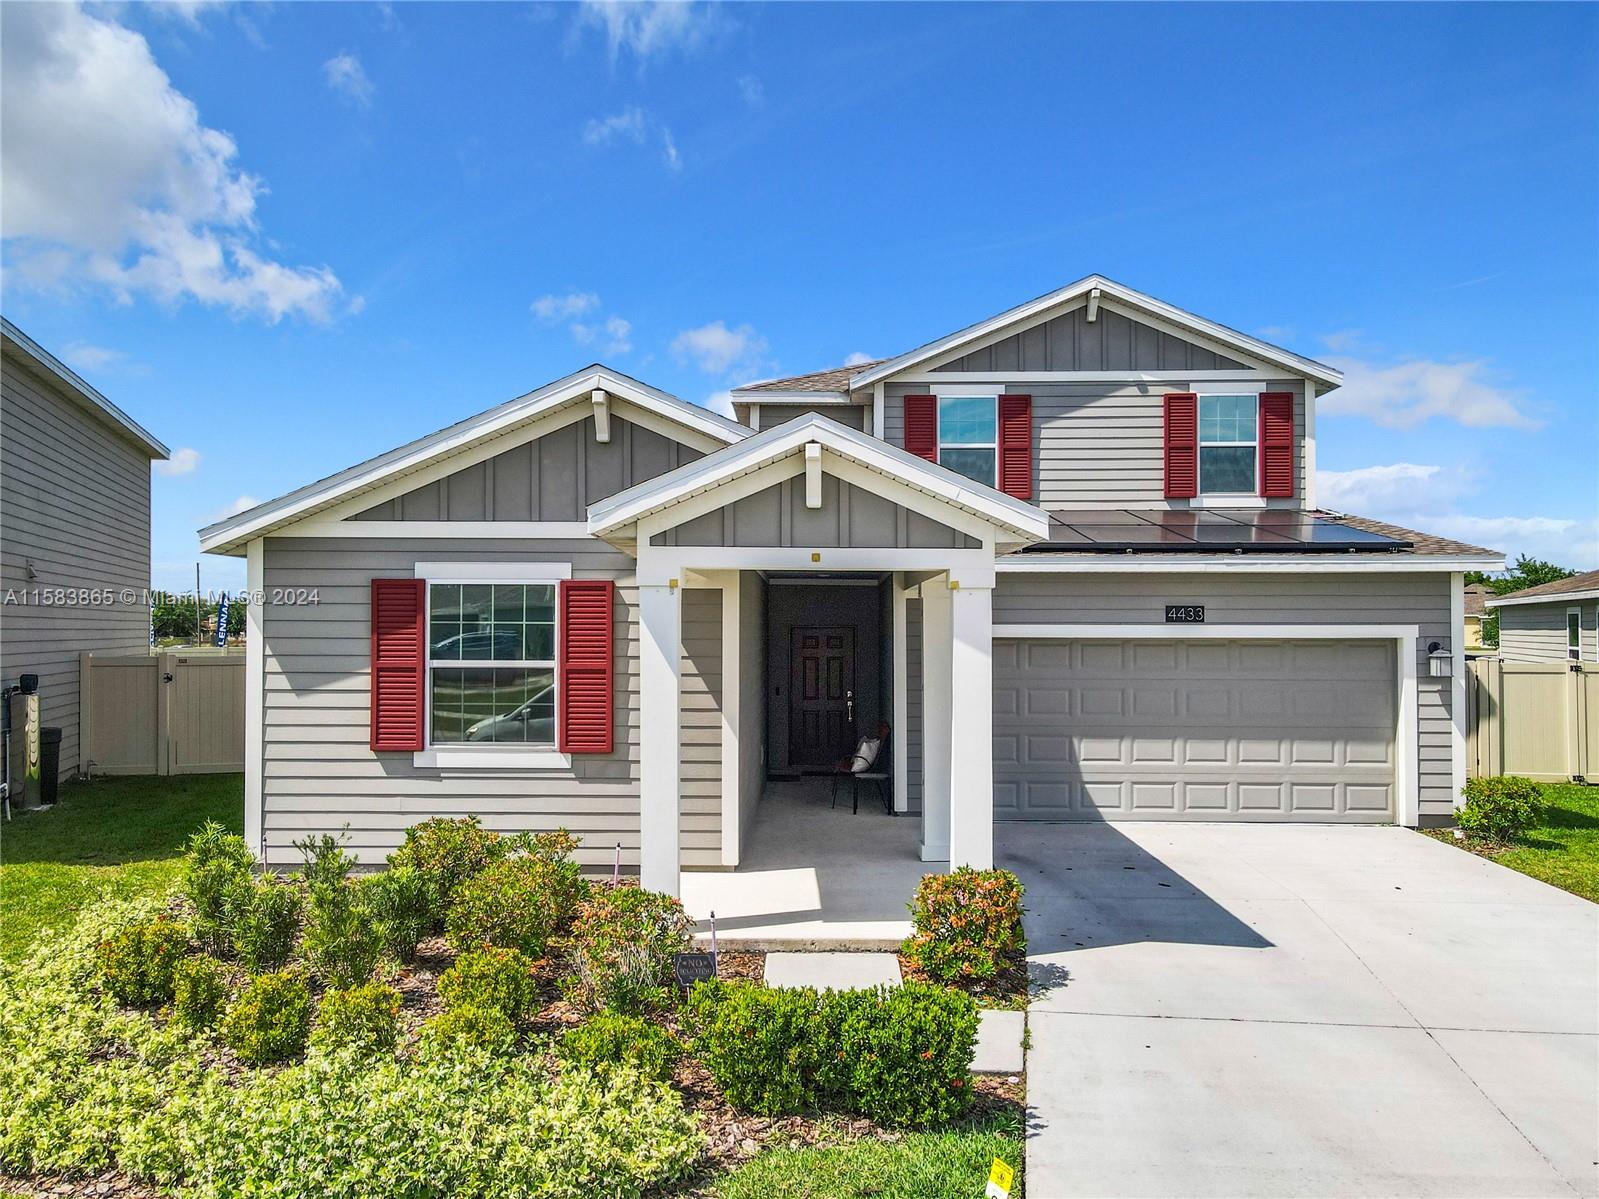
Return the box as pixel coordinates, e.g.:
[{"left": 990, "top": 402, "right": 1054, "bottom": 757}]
[
  {"left": 904, "top": 595, "right": 923, "bottom": 810},
  {"left": 992, "top": 571, "right": 1456, "bottom": 821},
  {"left": 884, "top": 380, "right": 1306, "bottom": 509},
  {"left": 654, "top": 476, "right": 977, "bottom": 550},
  {"left": 0, "top": 353, "right": 154, "bottom": 779},
  {"left": 1498, "top": 601, "right": 1598, "bottom": 664},
  {"left": 352, "top": 415, "right": 701, "bottom": 521},
  {"left": 740, "top": 403, "right": 869, "bottom": 432},
  {"left": 933, "top": 307, "right": 1250, "bottom": 373},
  {"left": 679, "top": 588, "right": 723, "bottom": 866},
  {"left": 735, "top": 574, "right": 765, "bottom": 860}
]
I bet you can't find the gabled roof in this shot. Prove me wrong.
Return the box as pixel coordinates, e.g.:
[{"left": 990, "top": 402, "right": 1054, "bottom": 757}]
[
  {"left": 199, "top": 364, "right": 749, "bottom": 555},
  {"left": 1485, "top": 569, "right": 1599, "bottom": 609},
  {"left": 1, "top": 316, "right": 170, "bottom": 460},
  {"left": 733, "top": 359, "right": 891, "bottom": 398},
  {"left": 587, "top": 412, "right": 1051, "bottom": 548},
  {"left": 1463, "top": 582, "right": 1495, "bottom": 618},
  {"left": 846, "top": 275, "right": 1343, "bottom": 392}
]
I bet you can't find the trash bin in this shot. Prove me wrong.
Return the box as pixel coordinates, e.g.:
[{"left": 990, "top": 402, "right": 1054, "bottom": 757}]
[{"left": 40, "top": 727, "right": 61, "bottom": 806}]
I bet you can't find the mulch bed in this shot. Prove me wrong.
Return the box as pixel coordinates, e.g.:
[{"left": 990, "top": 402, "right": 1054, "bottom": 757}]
[{"left": 899, "top": 949, "right": 1030, "bottom": 1010}]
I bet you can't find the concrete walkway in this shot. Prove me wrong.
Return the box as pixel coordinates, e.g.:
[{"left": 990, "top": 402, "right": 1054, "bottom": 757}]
[{"left": 1002, "top": 823, "right": 1599, "bottom": 1199}]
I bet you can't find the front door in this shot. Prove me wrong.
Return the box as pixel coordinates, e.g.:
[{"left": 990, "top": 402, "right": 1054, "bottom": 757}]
[{"left": 790, "top": 626, "right": 856, "bottom": 768}]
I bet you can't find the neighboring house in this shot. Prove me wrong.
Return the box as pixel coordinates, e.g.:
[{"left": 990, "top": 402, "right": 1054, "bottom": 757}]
[
  {"left": 1, "top": 318, "right": 170, "bottom": 780},
  {"left": 199, "top": 276, "right": 1501, "bottom": 890},
  {"left": 1485, "top": 570, "right": 1599, "bottom": 664},
  {"left": 1463, "top": 582, "right": 1494, "bottom": 652}
]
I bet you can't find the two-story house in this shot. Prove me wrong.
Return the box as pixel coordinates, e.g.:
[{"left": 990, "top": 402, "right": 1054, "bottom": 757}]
[{"left": 199, "top": 277, "right": 1500, "bottom": 894}]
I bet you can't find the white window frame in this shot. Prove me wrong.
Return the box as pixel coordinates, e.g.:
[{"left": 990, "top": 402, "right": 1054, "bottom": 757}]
[
  {"left": 933, "top": 391, "right": 998, "bottom": 488},
  {"left": 1196, "top": 392, "right": 1260, "bottom": 499},
  {"left": 1568, "top": 607, "right": 1582, "bottom": 663},
  {"left": 412, "top": 561, "right": 571, "bottom": 769}
]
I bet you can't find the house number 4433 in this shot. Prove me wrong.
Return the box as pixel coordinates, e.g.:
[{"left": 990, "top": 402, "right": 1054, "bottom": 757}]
[{"left": 1164, "top": 604, "right": 1205, "bottom": 623}]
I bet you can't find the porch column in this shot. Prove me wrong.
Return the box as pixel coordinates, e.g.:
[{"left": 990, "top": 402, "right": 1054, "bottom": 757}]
[
  {"left": 920, "top": 575, "right": 952, "bottom": 862},
  {"left": 638, "top": 581, "right": 682, "bottom": 895},
  {"left": 948, "top": 580, "right": 994, "bottom": 870}
]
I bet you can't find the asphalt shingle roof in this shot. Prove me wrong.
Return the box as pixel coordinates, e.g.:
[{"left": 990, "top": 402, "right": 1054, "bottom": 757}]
[
  {"left": 1315, "top": 512, "right": 1497, "bottom": 558},
  {"left": 1489, "top": 568, "right": 1599, "bottom": 603},
  {"left": 733, "top": 359, "right": 891, "bottom": 395}
]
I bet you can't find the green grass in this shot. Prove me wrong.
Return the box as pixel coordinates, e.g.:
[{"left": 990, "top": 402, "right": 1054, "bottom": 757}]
[
  {"left": 1430, "top": 783, "right": 1599, "bottom": 903},
  {"left": 709, "top": 1112, "right": 1023, "bottom": 1199},
  {"left": 0, "top": 773, "right": 243, "bottom": 962}
]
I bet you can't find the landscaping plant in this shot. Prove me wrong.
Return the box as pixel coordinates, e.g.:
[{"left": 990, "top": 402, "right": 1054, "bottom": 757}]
[
  {"left": 96, "top": 916, "right": 189, "bottom": 1007},
  {"left": 182, "top": 821, "right": 254, "bottom": 954},
  {"left": 228, "top": 877, "right": 303, "bottom": 974},
  {"left": 902, "top": 867, "right": 1026, "bottom": 985},
  {"left": 1458, "top": 775, "right": 1544, "bottom": 844},
  {"left": 438, "top": 947, "right": 541, "bottom": 1025},
  {"left": 220, "top": 969, "right": 312, "bottom": 1064},
  {"left": 294, "top": 829, "right": 356, "bottom": 892},
  {"left": 419, "top": 1004, "right": 518, "bottom": 1056},
  {"left": 388, "top": 815, "right": 506, "bottom": 928},
  {"left": 838, "top": 982, "right": 979, "bottom": 1127},
  {"left": 303, "top": 879, "right": 383, "bottom": 987},
  {"left": 566, "top": 884, "right": 692, "bottom": 1013},
  {"left": 172, "top": 955, "right": 229, "bottom": 1030},
  {"left": 360, "top": 864, "right": 431, "bottom": 963},
  {"left": 311, "top": 982, "right": 401, "bottom": 1056},
  {"left": 445, "top": 852, "right": 589, "bottom": 957},
  {"left": 559, "top": 1012, "right": 681, "bottom": 1084}
]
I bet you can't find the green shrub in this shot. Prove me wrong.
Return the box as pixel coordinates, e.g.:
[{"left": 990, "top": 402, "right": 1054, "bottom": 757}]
[
  {"left": 97, "top": 916, "right": 189, "bottom": 1007},
  {"left": 838, "top": 983, "right": 978, "bottom": 1127},
  {"left": 438, "top": 947, "right": 540, "bottom": 1024},
  {"left": 445, "top": 854, "right": 589, "bottom": 957},
  {"left": 228, "top": 877, "right": 302, "bottom": 974},
  {"left": 685, "top": 982, "right": 836, "bottom": 1113},
  {"left": 360, "top": 865, "right": 431, "bottom": 963},
  {"left": 183, "top": 821, "right": 254, "bottom": 954},
  {"left": 220, "top": 970, "right": 312, "bottom": 1064},
  {"left": 294, "top": 829, "right": 356, "bottom": 892},
  {"left": 418, "top": 1004, "right": 517, "bottom": 1056},
  {"left": 311, "top": 982, "right": 401, "bottom": 1056},
  {"left": 902, "top": 867, "right": 1026, "bottom": 985},
  {"left": 388, "top": 816, "right": 505, "bottom": 928},
  {"left": 1458, "top": 775, "right": 1544, "bottom": 842},
  {"left": 566, "top": 885, "right": 692, "bottom": 1014},
  {"left": 559, "top": 1012, "right": 681, "bottom": 1083},
  {"left": 303, "top": 882, "right": 383, "bottom": 988},
  {"left": 173, "top": 956, "right": 229, "bottom": 1030}
]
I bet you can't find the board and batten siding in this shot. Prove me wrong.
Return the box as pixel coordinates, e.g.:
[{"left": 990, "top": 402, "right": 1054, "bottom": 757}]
[
  {"left": 882, "top": 380, "right": 1306, "bottom": 509},
  {"left": 992, "top": 571, "right": 1457, "bottom": 822},
  {"left": 931, "top": 306, "right": 1251, "bottom": 374},
  {"left": 740, "top": 403, "right": 870, "bottom": 433},
  {"left": 679, "top": 588, "right": 724, "bottom": 867},
  {"left": 0, "top": 353, "right": 154, "bottom": 779},
  {"left": 1497, "top": 602, "right": 1599, "bottom": 664},
  {"left": 259, "top": 535, "right": 724, "bottom": 870}
]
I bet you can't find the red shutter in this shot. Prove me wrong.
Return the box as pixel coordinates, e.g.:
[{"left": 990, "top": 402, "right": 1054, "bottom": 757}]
[
  {"left": 997, "top": 394, "right": 1033, "bottom": 499},
  {"left": 1164, "top": 393, "right": 1198, "bottom": 498},
  {"left": 559, "top": 579, "right": 614, "bottom": 754},
  {"left": 1258, "top": 392, "right": 1295, "bottom": 498},
  {"left": 903, "top": 394, "right": 938, "bottom": 461},
  {"left": 370, "top": 578, "right": 425, "bottom": 752}
]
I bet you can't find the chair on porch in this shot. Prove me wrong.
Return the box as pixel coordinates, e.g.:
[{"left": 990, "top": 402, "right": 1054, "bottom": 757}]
[{"left": 831, "top": 721, "right": 892, "bottom": 815}]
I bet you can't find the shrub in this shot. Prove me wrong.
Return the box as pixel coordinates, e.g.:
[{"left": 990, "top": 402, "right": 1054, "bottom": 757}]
[
  {"left": 294, "top": 829, "right": 356, "bottom": 893},
  {"left": 183, "top": 821, "right": 254, "bottom": 954},
  {"left": 685, "top": 982, "right": 837, "bottom": 1114},
  {"left": 838, "top": 983, "right": 978, "bottom": 1127},
  {"left": 1458, "top": 775, "right": 1544, "bottom": 843},
  {"left": 173, "top": 956, "right": 229, "bottom": 1030},
  {"left": 559, "top": 1013, "right": 681, "bottom": 1083},
  {"left": 902, "top": 867, "right": 1026, "bottom": 985},
  {"left": 97, "top": 917, "right": 189, "bottom": 1007},
  {"left": 388, "top": 816, "right": 505, "bottom": 928},
  {"left": 418, "top": 1004, "right": 517, "bottom": 1056},
  {"left": 303, "top": 882, "right": 383, "bottom": 988},
  {"left": 311, "top": 983, "right": 401, "bottom": 1056},
  {"left": 360, "top": 865, "right": 431, "bottom": 963},
  {"left": 229, "top": 878, "right": 302, "bottom": 975},
  {"left": 566, "top": 885, "right": 692, "bottom": 1013},
  {"left": 220, "top": 970, "right": 312, "bottom": 1064},
  {"left": 445, "top": 854, "right": 589, "bottom": 957},
  {"left": 437, "top": 947, "right": 540, "bottom": 1024}
]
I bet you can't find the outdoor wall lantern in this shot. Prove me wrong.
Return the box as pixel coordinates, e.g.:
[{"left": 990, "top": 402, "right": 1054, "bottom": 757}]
[{"left": 1427, "top": 640, "right": 1452, "bottom": 677}]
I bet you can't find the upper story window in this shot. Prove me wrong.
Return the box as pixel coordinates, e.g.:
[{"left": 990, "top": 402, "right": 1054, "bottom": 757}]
[
  {"left": 427, "top": 582, "right": 556, "bottom": 746},
  {"left": 938, "top": 395, "right": 997, "bottom": 487},
  {"left": 1569, "top": 608, "right": 1583, "bottom": 662},
  {"left": 1198, "top": 394, "right": 1258, "bottom": 495}
]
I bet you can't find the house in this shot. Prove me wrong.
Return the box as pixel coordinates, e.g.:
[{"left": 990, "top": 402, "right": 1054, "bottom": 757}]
[
  {"left": 1463, "top": 582, "right": 1495, "bottom": 652},
  {"left": 1, "top": 318, "right": 170, "bottom": 780},
  {"left": 198, "top": 276, "right": 1502, "bottom": 893},
  {"left": 1485, "top": 570, "right": 1599, "bottom": 664}
]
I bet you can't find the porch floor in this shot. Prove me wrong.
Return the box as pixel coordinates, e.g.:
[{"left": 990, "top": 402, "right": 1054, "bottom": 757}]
[{"left": 681, "top": 778, "right": 938, "bottom": 949}]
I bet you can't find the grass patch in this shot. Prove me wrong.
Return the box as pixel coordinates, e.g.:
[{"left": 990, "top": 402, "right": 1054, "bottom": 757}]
[
  {"left": 1427, "top": 783, "right": 1599, "bottom": 902},
  {"left": 0, "top": 773, "right": 242, "bottom": 962},
  {"left": 709, "top": 1111, "right": 1023, "bottom": 1198}
]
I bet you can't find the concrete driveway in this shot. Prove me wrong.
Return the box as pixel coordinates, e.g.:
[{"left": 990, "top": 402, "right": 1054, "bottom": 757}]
[{"left": 998, "top": 823, "right": 1599, "bottom": 1199}]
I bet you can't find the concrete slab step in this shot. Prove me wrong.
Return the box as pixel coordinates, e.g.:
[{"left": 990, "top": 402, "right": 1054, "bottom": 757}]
[
  {"left": 762, "top": 951, "right": 903, "bottom": 990},
  {"left": 974, "top": 1008, "right": 1026, "bottom": 1074}
]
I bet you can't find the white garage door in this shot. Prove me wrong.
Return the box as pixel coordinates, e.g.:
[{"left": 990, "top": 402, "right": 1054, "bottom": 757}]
[{"left": 993, "top": 638, "right": 1396, "bottom": 822}]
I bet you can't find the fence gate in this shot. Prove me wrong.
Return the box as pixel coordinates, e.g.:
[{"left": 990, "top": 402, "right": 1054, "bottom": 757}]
[
  {"left": 1467, "top": 659, "right": 1597, "bottom": 782},
  {"left": 80, "top": 650, "right": 245, "bottom": 776}
]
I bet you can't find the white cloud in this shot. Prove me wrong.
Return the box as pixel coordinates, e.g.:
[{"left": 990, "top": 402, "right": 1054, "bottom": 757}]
[
  {"left": 672, "top": 320, "right": 768, "bottom": 376},
  {"left": 1320, "top": 357, "right": 1537, "bottom": 430},
  {"left": 209, "top": 494, "right": 259, "bottom": 521},
  {"left": 534, "top": 292, "right": 630, "bottom": 356},
  {"left": 532, "top": 291, "right": 601, "bottom": 320},
  {"left": 843, "top": 351, "right": 875, "bottom": 367},
  {"left": 148, "top": 1, "right": 227, "bottom": 26},
  {"left": 581, "top": 106, "right": 680, "bottom": 170},
  {"left": 1317, "top": 462, "right": 1451, "bottom": 512},
  {"left": 154, "top": 446, "right": 201, "bottom": 476},
  {"left": 703, "top": 390, "right": 736, "bottom": 419},
  {"left": 322, "top": 52, "right": 374, "bottom": 106},
  {"left": 61, "top": 342, "right": 127, "bottom": 372},
  {"left": 737, "top": 74, "right": 764, "bottom": 106},
  {"left": 661, "top": 127, "right": 681, "bottom": 172},
  {"left": 576, "top": 1, "right": 721, "bottom": 63},
  {"left": 0, "top": 3, "right": 346, "bottom": 322},
  {"left": 1320, "top": 329, "right": 1363, "bottom": 353},
  {"left": 571, "top": 315, "right": 633, "bottom": 356}
]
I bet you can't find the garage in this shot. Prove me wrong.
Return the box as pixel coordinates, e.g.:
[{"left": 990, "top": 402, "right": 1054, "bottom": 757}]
[{"left": 992, "top": 637, "right": 1397, "bottom": 821}]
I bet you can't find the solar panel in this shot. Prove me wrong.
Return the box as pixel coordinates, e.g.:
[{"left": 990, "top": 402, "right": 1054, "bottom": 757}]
[{"left": 1029, "top": 510, "right": 1412, "bottom": 554}]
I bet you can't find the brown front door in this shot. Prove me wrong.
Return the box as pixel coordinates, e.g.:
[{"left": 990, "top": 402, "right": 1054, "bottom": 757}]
[{"left": 790, "top": 626, "right": 856, "bottom": 768}]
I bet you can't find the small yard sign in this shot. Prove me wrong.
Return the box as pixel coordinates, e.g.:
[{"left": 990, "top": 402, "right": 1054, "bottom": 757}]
[
  {"left": 1164, "top": 604, "right": 1205, "bottom": 623},
  {"left": 985, "top": 1157, "right": 1015, "bottom": 1198},
  {"left": 673, "top": 952, "right": 716, "bottom": 987}
]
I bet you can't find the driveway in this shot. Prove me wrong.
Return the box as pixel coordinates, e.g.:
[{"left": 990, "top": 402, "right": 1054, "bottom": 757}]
[{"left": 998, "top": 823, "right": 1599, "bottom": 1199}]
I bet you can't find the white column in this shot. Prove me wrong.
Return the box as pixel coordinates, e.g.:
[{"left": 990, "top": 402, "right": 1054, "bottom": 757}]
[
  {"left": 948, "top": 581, "right": 994, "bottom": 870},
  {"left": 639, "top": 581, "right": 682, "bottom": 895},
  {"left": 891, "top": 576, "right": 909, "bottom": 814},
  {"left": 244, "top": 538, "right": 265, "bottom": 863},
  {"left": 920, "top": 576, "right": 952, "bottom": 862},
  {"left": 719, "top": 571, "right": 742, "bottom": 867}
]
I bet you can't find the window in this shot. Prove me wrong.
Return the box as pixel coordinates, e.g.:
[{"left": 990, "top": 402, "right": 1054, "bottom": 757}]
[
  {"left": 1198, "top": 394, "right": 1258, "bottom": 494},
  {"left": 427, "top": 582, "right": 556, "bottom": 745},
  {"left": 937, "top": 395, "right": 996, "bottom": 487},
  {"left": 1569, "top": 608, "right": 1582, "bottom": 663}
]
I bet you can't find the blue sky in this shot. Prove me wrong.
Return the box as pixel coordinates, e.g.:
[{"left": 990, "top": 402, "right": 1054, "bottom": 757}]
[{"left": 3, "top": 0, "right": 1595, "bottom": 593}]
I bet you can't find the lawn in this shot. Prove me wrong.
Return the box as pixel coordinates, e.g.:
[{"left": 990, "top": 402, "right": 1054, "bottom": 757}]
[
  {"left": 0, "top": 773, "right": 242, "bottom": 962},
  {"left": 1430, "top": 782, "right": 1599, "bottom": 902}
]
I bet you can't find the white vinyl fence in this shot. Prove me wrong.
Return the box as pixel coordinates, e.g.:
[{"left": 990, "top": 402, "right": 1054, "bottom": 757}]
[{"left": 1467, "top": 658, "right": 1599, "bottom": 783}]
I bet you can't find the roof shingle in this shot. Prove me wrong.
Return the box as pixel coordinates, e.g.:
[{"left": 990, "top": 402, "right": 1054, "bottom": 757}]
[
  {"left": 733, "top": 359, "right": 891, "bottom": 395},
  {"left": 1488, "top": 568, "right": 1599, "bottom": 603}
]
